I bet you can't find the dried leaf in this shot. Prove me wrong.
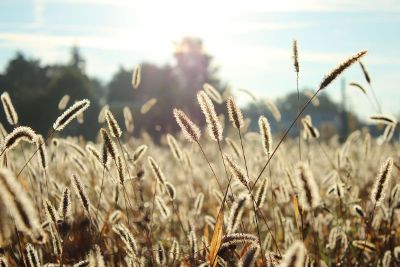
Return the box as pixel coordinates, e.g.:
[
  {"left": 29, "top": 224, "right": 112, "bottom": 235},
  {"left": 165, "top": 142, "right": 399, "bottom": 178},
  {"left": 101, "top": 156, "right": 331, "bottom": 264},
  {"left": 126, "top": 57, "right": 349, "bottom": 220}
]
[
  {"left": 292, "top": 193, "right": 301, "bottom": 231},
  {"left": 209, "top": 210, "right": 224, "bottom": 267}
]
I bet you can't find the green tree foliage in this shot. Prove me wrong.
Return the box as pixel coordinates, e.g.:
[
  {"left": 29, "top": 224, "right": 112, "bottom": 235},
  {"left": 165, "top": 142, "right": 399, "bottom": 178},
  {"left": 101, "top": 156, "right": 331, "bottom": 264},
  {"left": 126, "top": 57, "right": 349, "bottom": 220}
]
[
  {"left": 0, "top": 49, "right": 101, "bottom": 138},
  {"left": 107, "top": 63, "right": 179, "bottom": 139},
  {"left": 0, "top": 53, "right": 49, "bottom": 132},
  {"left": 107, "top": 37, "right": 223, "bottom": 140},
  {"left": 243, "top": 90, "right": 359, "bottom": 139},
  {"left": 0, "top": 39, "right": 360, "bottom": 141}
]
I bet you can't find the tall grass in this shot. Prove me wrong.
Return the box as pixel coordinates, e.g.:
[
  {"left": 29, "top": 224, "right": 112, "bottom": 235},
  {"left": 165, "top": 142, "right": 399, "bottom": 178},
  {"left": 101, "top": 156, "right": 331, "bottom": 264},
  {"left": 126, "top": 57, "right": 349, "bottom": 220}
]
[{"left": 0, "top": 46, "right": 398, "bottom": 267}]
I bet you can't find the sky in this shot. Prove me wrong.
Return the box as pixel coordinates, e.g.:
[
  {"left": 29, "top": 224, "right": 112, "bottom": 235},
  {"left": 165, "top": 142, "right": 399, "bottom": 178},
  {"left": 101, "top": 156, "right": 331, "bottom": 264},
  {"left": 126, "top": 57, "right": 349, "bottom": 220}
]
[{"left": 1, "top": 0, "right": 400, "bottom": 120}]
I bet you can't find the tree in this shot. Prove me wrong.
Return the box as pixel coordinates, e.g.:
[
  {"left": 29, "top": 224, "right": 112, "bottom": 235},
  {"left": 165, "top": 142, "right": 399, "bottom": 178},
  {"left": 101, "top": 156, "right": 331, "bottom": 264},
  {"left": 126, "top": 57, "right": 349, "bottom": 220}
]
[
  {"left": 243, "top": 90, "right": 359, "bottom": 140},
  {"left": 106, "top": 37, "right": 224, "bottom": 140},
  {"left": 69, "top": 46, "right": 86, "bottom": 71},
  {"left": 173, "top": 37, "right": 223, "bottom": 121},
  {"left": 46, "top": 65, "right": 99, "bottom": 138},
  {"left": 0, "top": 49, "right": 100, "bottom": 138},
  {"left": 107, "top": 63, "right": 180, "bottom": 139},
  {"left": 0, "top": 53, "right": 49, "bottom": 132}
]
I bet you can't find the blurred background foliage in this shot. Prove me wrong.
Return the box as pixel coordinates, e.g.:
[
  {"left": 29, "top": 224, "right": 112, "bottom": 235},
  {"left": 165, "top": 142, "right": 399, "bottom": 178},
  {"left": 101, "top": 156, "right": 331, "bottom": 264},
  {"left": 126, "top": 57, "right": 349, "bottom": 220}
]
[{"left": 0, "top": 37, "right": 370, "bottom": 141}]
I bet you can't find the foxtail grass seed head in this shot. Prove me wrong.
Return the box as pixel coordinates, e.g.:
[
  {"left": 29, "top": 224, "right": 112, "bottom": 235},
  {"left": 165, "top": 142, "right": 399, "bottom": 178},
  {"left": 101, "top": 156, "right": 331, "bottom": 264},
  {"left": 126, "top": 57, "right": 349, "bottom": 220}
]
[
  {"left": 203, "top": 83, "right": 223, "bottom": 104},
  {"left": 71, "top": 173, "right": 90, "bottom": 214},
  {"left": 109, "top": 210, "right": 122, "bottom": 224},
  {"left": 383, "top": 124, "right": 395, "bottom": 142},
  {"left": 369, "top": 114, "right": 396, "bottom": 125},
  {"left": 239, "top": 245, "right": 259, "bottom": 267},
  {"left": 352, "top": 240, "right": 376, "bottom": 254},
  {"left": 140, "top": 98, "right": 157, "bottom": 114},
  {"left": 132, "top": 65, "right": 141, "bottom": 89},
  {"left": 58, "top": 94, "right": 70, "bottom": 110},
  {"left": 304, "top": 90, "right": 320, "bottom": 106},
  {"left": 301, "top": 117, "right": 320, "bottom": 139},
  {"left": 86, "top": 144, "right": 101, "bottom": 164},
  {"left": 381, "top": 250, "right": 392, "bottom": 267},
  {"left": 53, "top": 99, "right": 90, "bottom": 131},
  {"left": 100, "top": 128, "right": 116, "bottom": 165},
  {"left": 296, "top": 162, "right": 321, "bottom": 210},
  {"left": 0, "top": 168, "right": 45, "bottom": 242},
  {"left": 1, "top": 92, "right": 18, "bottom": 125},
  {"left": 227, "top": 194, "right": 248, "bottom": 234},
  {"left": 293, "top": 39, "right": 299, "bottom": 74},
  {"left": 148, "top": 156, "right": 166, "bottom": 185},
  {"left": 116, "top": 155, "right": 126, "bottom": 184},
  {"left": 2, "top": 126, "right": 36, "bottom": 152},
  {"left": 44, "top": 199, "right": 59, "bottom": 225},
  {"left": 77, "top": 109, "right": 84, "bottom": 124},
  {"left": 59, "top": 187, "right": 71, "bottom": 220},
  {"left": 188, "top": 230, "right": 197, "bottom": 257},
  {"left": 318, "top": 50, "right": 367, "bottom": 91},
  {"left": 0, "top": 122, "right": 7, "bottom": 139},
  {"left": 165, "top": 182, "right": 176, "bottom": 200},
  {"left": 225, "top": 137, "right": 240, "bottom": 158},
  {"left": 0, "top": 257, "right": 8, "bottom": 267},
  {"left": 227, "top": 96, "right": 244, "bottom": 129},
  {"left": 259, "top": 116, "right": 272, "bottom": 157},
  {"left": 391, "top": 184, "right": 400, "bottom": 207},
  {"left": 238, "top": 88, "right": 257, "bottom": 101},
  {"left": 221, "top": 233, "right": 258, "bottom": 249},
  {"left": 113, "top": 223, "right": 138, "bottom": 257},
  {"left": 349, "top": 82, "right": 367, "bottom": 95},
  {"left": 132, "top": 145, "right": 148, "bottom": 162},
  {"left": 278, "top": 240, "right": 306, "bottom": 267},
  {"left": 371, "top": 157, "right": 393, "bottom": 206},
  {"left": 255, "top": 177, "right": 268, "bottom": 208},
  {"left": 105, "top": 110, "right": 122, "bottom": 138},
  {"left": 156, "top": 241, "right": 166, "bottom": 265},
  {"left": 225, "top": 154, "right": 248, "bottom": 188},
  {"left": 98, "top": 105, "right": 109, "bottom": 123},
  {"left": 265, "top": 100, "right": 281, "bottom": 122},
  {"left": 197, "top": 91, "right": 223, "bottom": 141},
  {"left": 169, "top": 239, "right": 180, "bottom": 261},
  {"left": 63, "top": 140, "right": 86, "bottom": 157},
  {"left": 194, "top": 193, "right": 204, "bottom": 215},
  {"left": 155, "top": 196, "right": 170, "bottom": 218},
  {"left": 166, "top": 134, "right": 183, "bottom": 162},
  {"left": 353, "top": 205, "right": 365, "bottom": 218},
  {"left": 173, "top": 108, "right": 201, "bottom": 143},
  {"left": 89, "top": 245, "right": 105, "bottom": 267},
  {"left": 359, "top": 61, "right": 371, "bottom": 84},
  {"left": 123, "top": 106, "right": 134, "bottom": 133},
  {"left": 36, "top": 135, "right": 48, "bottom": 170},
  {"left": 26, "top": 243, "right": 41, "bottom": 267}
]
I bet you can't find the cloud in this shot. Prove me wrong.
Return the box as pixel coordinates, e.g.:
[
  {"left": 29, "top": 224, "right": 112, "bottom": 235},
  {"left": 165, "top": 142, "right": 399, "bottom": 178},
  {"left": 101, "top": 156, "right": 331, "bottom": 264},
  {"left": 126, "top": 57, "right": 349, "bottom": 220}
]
[
  {"left": 33, "top": 0, "right": 45, "bottom": 27},
  {"left": 49, "top": 0, "right": 400, "bottom": 13}
]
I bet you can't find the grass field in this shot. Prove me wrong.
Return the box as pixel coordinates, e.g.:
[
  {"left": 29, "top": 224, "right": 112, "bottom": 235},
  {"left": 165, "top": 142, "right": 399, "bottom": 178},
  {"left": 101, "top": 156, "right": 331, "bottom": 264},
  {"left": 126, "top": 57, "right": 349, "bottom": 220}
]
[{"left": 0, "top": 49, "right": 398, "bottom": 267}]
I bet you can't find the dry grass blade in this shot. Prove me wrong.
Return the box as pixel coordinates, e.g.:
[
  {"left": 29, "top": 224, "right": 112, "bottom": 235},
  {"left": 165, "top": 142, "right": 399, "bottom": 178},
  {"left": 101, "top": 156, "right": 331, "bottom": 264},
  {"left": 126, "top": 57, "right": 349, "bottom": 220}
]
[{"left": 209, "top": 210, "right": 224, "bottom": 267}]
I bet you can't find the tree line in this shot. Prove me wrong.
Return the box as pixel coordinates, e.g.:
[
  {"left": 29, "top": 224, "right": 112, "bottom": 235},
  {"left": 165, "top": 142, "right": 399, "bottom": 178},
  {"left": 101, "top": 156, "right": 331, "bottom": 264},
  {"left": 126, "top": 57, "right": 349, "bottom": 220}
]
[{"left": 0, "top": 37, "right": 361, "bottom": 141}]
